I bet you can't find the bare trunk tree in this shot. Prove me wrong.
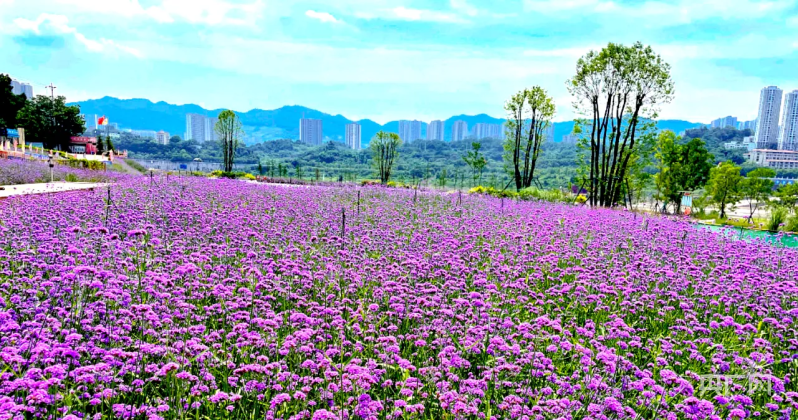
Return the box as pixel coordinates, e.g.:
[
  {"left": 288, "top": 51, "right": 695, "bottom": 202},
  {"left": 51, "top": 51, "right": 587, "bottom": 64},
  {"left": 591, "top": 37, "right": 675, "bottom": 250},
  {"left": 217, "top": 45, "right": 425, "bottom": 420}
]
[{"left": 568, "top": 42, "right": 674, "bottom": 207}]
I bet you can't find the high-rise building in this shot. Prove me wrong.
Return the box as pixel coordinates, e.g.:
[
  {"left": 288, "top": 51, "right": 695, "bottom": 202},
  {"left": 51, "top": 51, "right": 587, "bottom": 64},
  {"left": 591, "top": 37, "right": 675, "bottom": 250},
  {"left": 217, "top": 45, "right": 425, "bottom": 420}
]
[
  {"left": 205, "top": 117, "right": 219, "bottom": 142},
  {"left": 779, "top": 90, "right": 798, "bottom": 151},
  {"left": 132, "top": 130, "right": 157, "bottom": 139},
  {"left": 738, "top": 119, "right": 757, "bottom": 131},
  {"left": 473, "top": 123, "right": 503, "bottom": 139},
  {"left": 300, "top": 118, "right": 323, "bottom": 146},
  {"left": 543, "top": 124, "right": 554, "bottom": 141},
  {"left": 398, "top": 120, "right": 422, "bottom": 143},
  {"left": 9, "top": 78, "right": 33, "bottom": 98},
  {"left": 186, "top": 113, "right": 207, "bottom": 142},
  {"left": 156, "top": 131, "right": 170, "bottom": 145},
  {"left": 755, "top": 86, "right": 784, "bottom": 149},
  {"left": 451, "top": 120, "right": 468, "bottom": 142},
  {"left": 345, "top": 123, "right": 361, "bottom": 150},
  {"left": 427, "top": 120, "right": 444, "bottom": 141},
  {"left": 711, "top": 116, "right": 738, "bottom": 129}
]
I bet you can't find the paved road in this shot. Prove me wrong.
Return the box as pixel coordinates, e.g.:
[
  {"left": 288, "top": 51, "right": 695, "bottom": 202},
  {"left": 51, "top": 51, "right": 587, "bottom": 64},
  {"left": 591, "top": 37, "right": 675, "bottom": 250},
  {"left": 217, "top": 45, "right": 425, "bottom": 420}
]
[{"left": 0, "top": 182, "right": 106, "bottom": 199}]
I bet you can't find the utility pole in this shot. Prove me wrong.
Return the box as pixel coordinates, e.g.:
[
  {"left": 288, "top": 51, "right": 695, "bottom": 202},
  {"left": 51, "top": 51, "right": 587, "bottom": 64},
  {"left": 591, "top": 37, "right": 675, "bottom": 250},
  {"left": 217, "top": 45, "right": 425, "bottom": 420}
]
[{"left": 45, "top": 83, "right": 57, "bottom": 151}]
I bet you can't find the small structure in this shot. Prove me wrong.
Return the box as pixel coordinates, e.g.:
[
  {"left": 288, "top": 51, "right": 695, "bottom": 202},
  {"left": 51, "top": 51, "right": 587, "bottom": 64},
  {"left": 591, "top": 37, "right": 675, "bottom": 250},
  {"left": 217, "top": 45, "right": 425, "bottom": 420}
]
[
  {"left": 680, "top": 192, "right": 693, "bottom": 215},
  {"left": 69, "top": 136, "right": 98, "bottom": 154}
]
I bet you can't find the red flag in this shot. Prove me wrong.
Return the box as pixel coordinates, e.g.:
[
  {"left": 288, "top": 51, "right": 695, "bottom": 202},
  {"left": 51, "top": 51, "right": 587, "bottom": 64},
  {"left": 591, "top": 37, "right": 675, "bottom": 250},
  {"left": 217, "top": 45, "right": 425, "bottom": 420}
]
[{"left": 98, "top": 116, "right": 108, "bottom": 126}]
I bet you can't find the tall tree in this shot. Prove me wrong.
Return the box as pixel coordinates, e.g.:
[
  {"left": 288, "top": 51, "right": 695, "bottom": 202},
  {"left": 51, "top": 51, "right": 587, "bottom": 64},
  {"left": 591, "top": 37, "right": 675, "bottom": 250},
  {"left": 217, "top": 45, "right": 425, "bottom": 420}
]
[
  {"left": 707, "top": 162, "right": 742, "bottom": 220},
  {"left": 462, "top": 141, "right": 488, "bottom": 186},
  {"left": 16, "top": 95, "right": 85, "bottom": 150},
  {"left": 504, "top": 86, "right": 556, "bottom": 191},
  {"left": 0, "top": 74, "right": 27, "bottom": 136},
  {"left": 567, "top": 42, "right": 674, "bottom": 207},
  {"left": 215, "top": 110, "right": 243, "bottom": 173},
  {"left": 654, "top": 131, "right": 713, "bottom": 213},
  {"left": 96, "top": 135, "right": 105, "bottom": 155},
  {"left": 370, "top": 131, "right": 401, "bottom": 184},
  {"left": 741, "top": 167, "right": 775, "bottom": 223}
]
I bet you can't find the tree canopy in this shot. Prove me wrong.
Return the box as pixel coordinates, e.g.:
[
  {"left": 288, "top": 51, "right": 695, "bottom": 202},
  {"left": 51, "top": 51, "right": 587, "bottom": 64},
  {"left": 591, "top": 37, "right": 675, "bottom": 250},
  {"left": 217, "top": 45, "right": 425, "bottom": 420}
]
[
  {"left": 568, "top": 42, "right": 674, "bottom": 207},
  {"left": 16, "top": 95, "right": 85, "bottom": 150}
]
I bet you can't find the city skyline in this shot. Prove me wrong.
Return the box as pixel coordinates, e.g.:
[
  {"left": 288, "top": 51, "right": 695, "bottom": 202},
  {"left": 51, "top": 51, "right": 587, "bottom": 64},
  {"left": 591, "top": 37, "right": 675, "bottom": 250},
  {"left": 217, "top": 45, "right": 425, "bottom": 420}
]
[{"left": 3, "top": 1, "right": 797, "bottom": 124}]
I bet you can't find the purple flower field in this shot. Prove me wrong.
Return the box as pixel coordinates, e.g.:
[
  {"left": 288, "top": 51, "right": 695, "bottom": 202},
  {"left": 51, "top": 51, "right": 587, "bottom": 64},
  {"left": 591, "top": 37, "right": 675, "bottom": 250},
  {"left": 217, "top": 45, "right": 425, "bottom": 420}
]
[{"left": 0, "top": 176, "right": 797, "bottom": 420}]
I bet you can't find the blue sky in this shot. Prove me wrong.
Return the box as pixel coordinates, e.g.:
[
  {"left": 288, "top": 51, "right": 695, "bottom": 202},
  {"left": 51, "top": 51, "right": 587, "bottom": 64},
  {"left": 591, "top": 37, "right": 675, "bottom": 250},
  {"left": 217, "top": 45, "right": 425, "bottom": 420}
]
[{"left": 1, "top": 0, "right": 797, "bottom": 123}]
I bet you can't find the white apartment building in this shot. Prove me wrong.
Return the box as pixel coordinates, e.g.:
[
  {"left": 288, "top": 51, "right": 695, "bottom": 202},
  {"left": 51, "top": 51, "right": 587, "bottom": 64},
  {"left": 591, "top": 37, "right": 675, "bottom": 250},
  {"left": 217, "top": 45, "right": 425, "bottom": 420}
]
[
  {"left": 738, "top": 119, "right": 757, "bottom": 131},
  {"left": 300, "top": 118, "right": 323, "bottom": 146},
  {"left": 711, "top": 116, "right": 738, "bottom": 129},
  {"left": 472, "top": 123, "right": 503, "bottom": 139},
  {"left": 398, "top": 120, "right": 422, "bottom": 143},
  {"left": 10, "top": 78, "right": 33, "bottom": 98},
  {"left": 746, "top": 149, "right": 798, "bottom": 169},
  {"left": 755, "top": 86, "right": 783, "bottom": 149},
  {"left": 427, "top": 120, "right": 444, "bottom": 141},
  {"left": 778, "top": 90, "right": 798, "bottom": 151},
  {"left": 186, "top": 113, "right": 207, "bottom": 142},
  {"left": 345, "top": 123, "right": 361, "bottom": 150},
  {"left": 156, "top": 131, "right": 170, "bottom": 145},
  {"left": 451, "top": 120, "right": 468, "bottom": 142}
]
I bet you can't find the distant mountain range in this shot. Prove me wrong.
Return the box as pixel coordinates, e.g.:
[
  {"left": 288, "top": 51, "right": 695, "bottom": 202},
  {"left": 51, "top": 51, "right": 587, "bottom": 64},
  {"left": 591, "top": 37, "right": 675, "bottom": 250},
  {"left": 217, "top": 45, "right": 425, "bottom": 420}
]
[{"left": 70, "top": 97, "right": 704, "bottom": 146}]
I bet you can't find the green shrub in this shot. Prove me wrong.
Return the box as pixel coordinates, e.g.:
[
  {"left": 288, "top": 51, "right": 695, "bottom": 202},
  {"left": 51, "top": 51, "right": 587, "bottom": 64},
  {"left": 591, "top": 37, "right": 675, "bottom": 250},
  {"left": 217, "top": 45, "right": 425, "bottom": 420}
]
[
  {"left": 784, "top": 215, "right": 798, "bottom": 233},
  {"left": 469, "top": 186, "right": 518, "bottom": 199},
  {"left": 767, "top": 207, "right": 788, "bottom": 233},
  {"left": 65, "top": 173, "right": 79, "bottom": 182},
  {"left": 518, "top": 187, "right": 566, "bottom": 202}
]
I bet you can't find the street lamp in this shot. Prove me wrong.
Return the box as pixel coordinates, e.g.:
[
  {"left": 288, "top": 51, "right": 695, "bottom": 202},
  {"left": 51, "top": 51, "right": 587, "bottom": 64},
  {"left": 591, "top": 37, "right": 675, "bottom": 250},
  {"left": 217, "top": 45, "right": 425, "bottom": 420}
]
[
  {"left": 193, "top": 157, "right": 202, "bottom": 173},
  {"left": 47, "top": 151, "right": 54, "bottom": 183}
]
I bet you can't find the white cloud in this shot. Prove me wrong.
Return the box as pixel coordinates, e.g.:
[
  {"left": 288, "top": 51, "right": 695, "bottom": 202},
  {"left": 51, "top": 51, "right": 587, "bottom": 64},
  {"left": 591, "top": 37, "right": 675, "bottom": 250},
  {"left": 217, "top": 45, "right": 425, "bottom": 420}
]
[
  {"left": 523, "top": 0, "right": 796, "bottom": 24},
  {"left": 13, "top": 13, "right": 142, "bottom": 57},
  {"left": 356, "top": 6, "right": 468, "bottom": 23},
  {"left": 49, "top": 0, "right": 263, "bottom": 26},
  {"left": 450, "top": 0, "right": 478, "bottom": 17},
  {"left": 305, "top": 10, "right": 340, "bottom": 24}
]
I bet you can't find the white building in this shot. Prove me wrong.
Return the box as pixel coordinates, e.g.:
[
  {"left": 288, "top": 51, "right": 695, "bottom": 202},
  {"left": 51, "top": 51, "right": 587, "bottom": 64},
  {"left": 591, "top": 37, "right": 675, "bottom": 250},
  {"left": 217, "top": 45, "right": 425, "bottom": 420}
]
[
  {"left": 711, "top": 116, "right": 738, "bottom": 129},
  {"left": 345, "top": 123, "right": 361, "bottom": 150},
  {"left": 186, "top": 113, "right": 207, "bottom": 142},
  {"left": 723, "top": 136, "right": 756, "bottom": 151},
  {"left": 755, "top": 86, "right": 783, "bottom": 149},
  {"left": 738, "top": 119, "right": 757, "bottom": 131},
  {"left": 451, "top": 120, "right": 468, "bottom": 142},
  {"left": 398, "top": 120, "right": 421, "bottom": 143},
  {"left": 156, "top": 131, "right": 170, "bottom": 145},
  {"left": 205, "top": 117, "right": 219, "bottom": 142},
  {"left": 427, "top": 120, "right": 444, "bottom": 141},
  {"left": 472, "top": 123, "right": 503, "bottom": 139},
  {"left": 9, "top": 78, "right": 33, "bottom": 98},
  {"left": 778, "top": 90, "right": 798, "bottom": 151},
  {"left": 300, "top": 118, "right": 323, "bottom": 146},
  {"left": 746, "top": 149, "right": 798, "bottom": 169}
]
